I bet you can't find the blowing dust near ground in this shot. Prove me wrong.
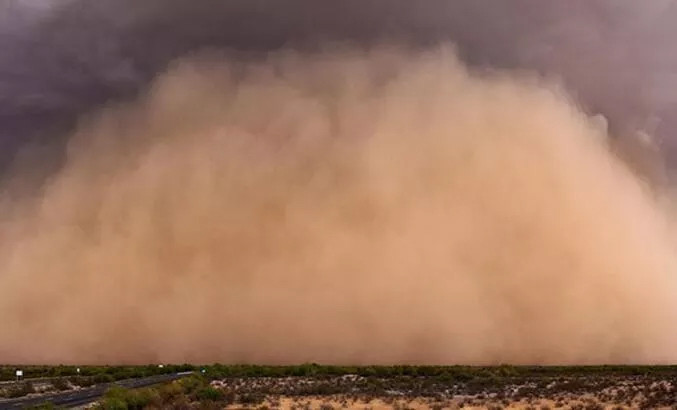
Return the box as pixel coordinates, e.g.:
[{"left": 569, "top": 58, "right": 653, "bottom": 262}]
[{"left": 0, "top": 47, "right": 676, "bottom": 365}]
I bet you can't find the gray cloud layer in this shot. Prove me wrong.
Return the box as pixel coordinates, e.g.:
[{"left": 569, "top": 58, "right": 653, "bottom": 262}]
[{"left": 1, "top": 1, "right": 677, "bottom": 179}]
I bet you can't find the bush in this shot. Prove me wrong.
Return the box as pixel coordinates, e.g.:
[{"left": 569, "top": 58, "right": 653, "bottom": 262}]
[
  {"left": 94, "top": 374, "right": 116, "bottom": 384},
  {"left": 178, "top": 375, "right": 207, "bottom": 394},
  {"left": 127, "top": 388, "right": 160, "bottom": 409},
  {"left": 7, "top": 381, "right": 35, "bottom": 398},
  {"left": 195, "top": 386, "right": 224, "bottom": 401},
  {"left": 158, "top": 381, "right": 185, "bottom": 401},
  {"left": 52, "top": 378, "right": 71, "bottom": 391},
  {"left": 98, "top": 386, "right": 159, "bottom": 410},
  {"left": 98, "top": 396, "right": 128, "bottom": 410}
]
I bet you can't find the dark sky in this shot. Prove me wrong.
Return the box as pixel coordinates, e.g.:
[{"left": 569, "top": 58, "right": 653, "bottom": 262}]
[{"left": 1, "top": 0, "right": 677, "bottom": 178}]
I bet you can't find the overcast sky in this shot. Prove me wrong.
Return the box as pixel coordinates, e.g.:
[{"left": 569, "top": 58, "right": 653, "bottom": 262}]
[{"left": 1, "top": 0, "right": 677, "bottom": 178}]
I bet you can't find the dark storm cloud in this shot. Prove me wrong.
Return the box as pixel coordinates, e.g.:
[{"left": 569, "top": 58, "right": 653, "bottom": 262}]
[{"left": 1, "top": 0, "right": 677, "bottom": 177}]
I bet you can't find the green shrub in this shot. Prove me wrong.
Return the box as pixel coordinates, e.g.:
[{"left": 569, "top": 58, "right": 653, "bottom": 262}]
[
  {"left": 195, "top": 385, "right": 224, "bottom": 401},
  {"left": 98, "top": 396, "right": 128, "bottom": 410},
  {"left": 178, "top": 374, "right": 207, "bottom": 394},
  {"left": 158, "top": 381, "right": 185, "bottom": 401},
  {"left": 98, "top": 386, "right": 159, "bottom": 410},
  {"left": 126, "top": 388, "right": 160, "bottom": 409}
]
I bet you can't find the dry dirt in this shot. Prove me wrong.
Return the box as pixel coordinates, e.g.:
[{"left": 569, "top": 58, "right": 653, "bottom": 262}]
[{"left": 213, "top": 373, "right": 677, "bottom": 409}]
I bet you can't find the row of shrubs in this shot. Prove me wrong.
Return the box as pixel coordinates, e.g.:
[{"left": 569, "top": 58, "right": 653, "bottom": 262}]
[
  {"left": 4, "top": 364, "right": 677, "bottom": 384},
  {"left": 0, "top": 364, "right": 195, "bottom": 382},
  {"left": 200, "top": 364, "right": 677, "bottom": 380}
]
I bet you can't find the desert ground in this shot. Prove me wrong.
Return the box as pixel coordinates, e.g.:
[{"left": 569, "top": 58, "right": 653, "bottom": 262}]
[{"left": 6, "top": 365, "right": 675, "bottom": 409}]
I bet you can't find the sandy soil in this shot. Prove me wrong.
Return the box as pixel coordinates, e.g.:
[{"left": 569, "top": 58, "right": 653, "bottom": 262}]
[{"left": 215, "top": 374, "right": 677, "bottom": 409}]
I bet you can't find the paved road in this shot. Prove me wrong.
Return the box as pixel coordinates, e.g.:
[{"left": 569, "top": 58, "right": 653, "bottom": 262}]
[{"left": 0, "top": 372, "right": 193, "bottom": 409}]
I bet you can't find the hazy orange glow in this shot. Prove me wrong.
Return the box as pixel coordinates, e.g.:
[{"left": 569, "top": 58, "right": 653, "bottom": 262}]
[{"left": 1, "top": 47, "right": 676, "bottom": 365}]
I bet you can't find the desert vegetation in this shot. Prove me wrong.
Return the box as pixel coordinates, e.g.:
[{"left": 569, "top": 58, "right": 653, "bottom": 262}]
[
  {"left": 5, "top": 365, "right": 674, "bottom": 409},
  {"left": 198, "top": 365, "right": 677, "bottom": 409},
  {"left": 0, "top": 364, "right": 193, "bottom": 400},
  {"left": 0, "top": 365, "right": 194, "bottom": 382}
]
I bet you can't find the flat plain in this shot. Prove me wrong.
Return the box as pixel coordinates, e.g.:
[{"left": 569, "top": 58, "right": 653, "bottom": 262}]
[{"left": 2, "top": 365, "right": 677, "bottom": 409}]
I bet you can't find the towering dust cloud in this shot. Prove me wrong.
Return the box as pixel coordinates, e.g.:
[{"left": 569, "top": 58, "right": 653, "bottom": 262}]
[{"left": 1, "top": 47, "right": 676, "bottom": 365}]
